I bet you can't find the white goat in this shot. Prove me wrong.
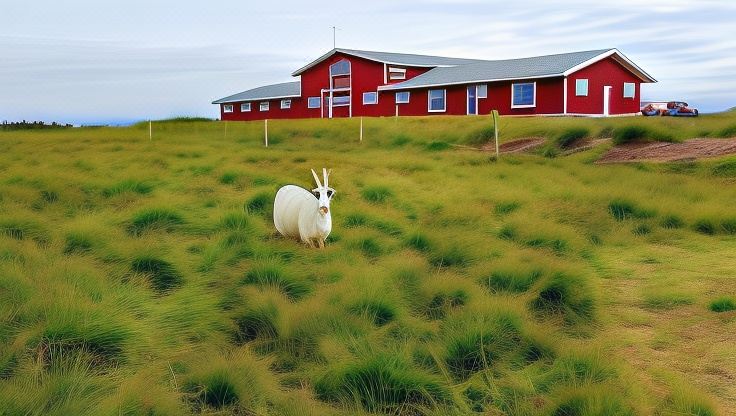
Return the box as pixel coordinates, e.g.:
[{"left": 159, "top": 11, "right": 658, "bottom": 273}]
[{"left": 273, "top": 168, "right": 334, "bottom": 248}]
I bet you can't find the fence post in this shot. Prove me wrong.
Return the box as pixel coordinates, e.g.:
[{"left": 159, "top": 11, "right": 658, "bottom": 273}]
[
  {"left": 492, "top": 110, "right": 500, "bottom": 159},
  {"left": 264, "top": 119, "right": 268, "bottom": 147}
]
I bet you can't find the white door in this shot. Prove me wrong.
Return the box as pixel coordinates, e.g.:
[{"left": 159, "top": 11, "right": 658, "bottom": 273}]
[{"left": 603, "top": 86, "right": 612, "bottom": 116}]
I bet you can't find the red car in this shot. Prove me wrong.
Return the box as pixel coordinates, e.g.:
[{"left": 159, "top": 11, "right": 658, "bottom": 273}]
[{"left": 641, "top": 101, "right": 698, "bottom": 117}]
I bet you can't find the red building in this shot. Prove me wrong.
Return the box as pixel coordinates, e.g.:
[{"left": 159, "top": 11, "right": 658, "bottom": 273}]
[{"left": 213, "top": 48, "right": 655, "bottom": 121}]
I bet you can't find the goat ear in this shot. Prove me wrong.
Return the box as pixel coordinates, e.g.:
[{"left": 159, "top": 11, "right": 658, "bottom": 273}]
[
  {"left": 322, "top": 168, "right": 328, "bottom": 188},
  {"left": 311, "top": 169, "right": 322, "bottom": 188}
]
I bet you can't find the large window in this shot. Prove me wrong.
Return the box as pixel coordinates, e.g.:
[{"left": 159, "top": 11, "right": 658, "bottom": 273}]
[
  {"left": 223, "top": 104, "right": 233, "bottom": 113},
  {"left": 575, "top": 79, "right": 588, "bottom": 96},
  {"left": 308, "top": 97, "right": 321, "bottom": 109},
  {"left": 623, "top": 82, "right": 636, "bottom": 98},
  {"left": 241, "top": 103, "right": 251, "bottom": 112},
  {"left": 332, "top": 95, "right": 350, "bottom": 106},
  {"left": 395, "top": 91, "right": 410, "bottom": 104},
  {"left": 363, "top": 92, "right": 378, "bottom": 105},
  {"left": 511, "top": 83, "right": 535, "bottom": 108},
  {"left": 260, "top": 102, "right": 269, "bottom": 112},
  {"left": 330, "top": 60, "right": 350, "bottom": 76},
  {"left": 281, "top": 99, "right": 291, "bottom": 109},
  {"left": 428, "top": 89, "right": 446, "bottom": 112}
]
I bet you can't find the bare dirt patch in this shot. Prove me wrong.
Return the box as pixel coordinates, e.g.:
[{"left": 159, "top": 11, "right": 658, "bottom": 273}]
[{"left": 598, "top": 138, "right": 736, "bottom": 164}]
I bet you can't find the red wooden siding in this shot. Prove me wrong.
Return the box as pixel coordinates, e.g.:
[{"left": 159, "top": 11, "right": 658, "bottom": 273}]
[{"left": 567, "top": 57, "right": 641, "bottom": 115}]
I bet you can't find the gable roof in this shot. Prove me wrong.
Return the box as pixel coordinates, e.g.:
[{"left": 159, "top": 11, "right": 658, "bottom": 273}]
[
  {"left": 212, "top": 81, "right": 301, "bottom": 104},
  {"left": 379, "top": 49, "right": 656, "bottom": 91},
  {"left": 292, "top": 48, "right": 487, "bottom": 76}
]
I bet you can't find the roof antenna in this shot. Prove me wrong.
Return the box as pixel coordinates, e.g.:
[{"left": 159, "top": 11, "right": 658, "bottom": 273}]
[{"left": 331, "top": 26, "right": 341, "bottom": 49}]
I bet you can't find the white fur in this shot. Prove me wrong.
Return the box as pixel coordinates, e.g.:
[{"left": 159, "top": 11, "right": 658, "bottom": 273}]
[{"left": 273, "top": 169, "right": 334, "bottom": 248}]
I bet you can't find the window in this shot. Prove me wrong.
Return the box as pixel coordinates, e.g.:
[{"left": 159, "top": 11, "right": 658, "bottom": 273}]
[
  {"left": 477, "top": 84, "right": 488, "bottom": 99},
  {"left": 241, "top": 103, "right": 251, "bottom": 112},
  {"left": 395, "top": 91, "right": 410, "bottom": 104},
  {"left": 363, "top": 92, "right": 378, "bottom": 105},
  {"left": 330, "top": 60, "right": 350, "bottom": 76},
  {"left": 388, "top": 67, "right": 406, "bottom": 80},
  {"left": 623, "top": 82, "right": 635, "bottom": 98},
  {"left": 308, "top": 97, "right": 321, "bottom": 109},
  {"left": 332, "top": 95, "right": 350, "bottom": 106},
  {"left": 281, "top": 99, "right": 291, "bottom": 109},
  {"left": 511, "top": 83, "right": 535, "bottom": 108},
  {"left": 575, "top": 79, "right": 588, "bottom": 96},
  {"left": 428, "top": 89, "right": 446, "bottom": 112},
  {"left": 260, "top": 102, "right": 269, "bottom": 112},
  {"left": 223, "top": 104, "right": 233, "bottom": 113}
]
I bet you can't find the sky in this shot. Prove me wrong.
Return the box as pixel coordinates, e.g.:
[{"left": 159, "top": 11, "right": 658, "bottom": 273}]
[{"left": 1, "top": 0, "right": 735, "bottom": 125}]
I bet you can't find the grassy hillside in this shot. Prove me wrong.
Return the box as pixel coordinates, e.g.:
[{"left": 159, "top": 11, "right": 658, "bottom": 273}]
[{"left": 0, "top": 114, "right": 735, "bottom": 415}]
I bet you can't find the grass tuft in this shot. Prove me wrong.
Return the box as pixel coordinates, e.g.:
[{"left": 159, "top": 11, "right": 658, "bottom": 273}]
[
  {"left": 241, "top": 264, "right": 310, "bottom": 300},
  {"left": 361, "top": 186, "right": 393, "bottom": 204},
  {"left": 127, "top": 208, "right": 184, "bottom": 236},
  {"left": 709, "top": 297, "right": 736, "bottom": 313},
  {"left": 63, "top": 232, "right": 93, "bottom": 254},
  {"left": 660, "top": 214, "right": 685, "bottom": 229},
  {"left": 131, "top": 256, "right": 184, "bottom": 294},
  {"left": 234, "top": 304, "right": 279, "bottom": 343},
  {"left": 349, "top": 299, "right": 397, "bottom": 326},
  {"left": 184, "top": 370, "right": 240, "bottom": 409},
  {"left": 246, "top": 192, "right": 272, "bottom": 216},
  {"left": 102, "top": 180, "right": 153, "bottom": 197},
  {"left": 555, "top": 127, "right": 589, "bottom": 149},
  {"left": 608, "top": 199, "right": 655, "bottom": 221},
  {"left": 531, "top": 273, "right": 595, "bottom": 325},
  {"left": 482, "top": 269, "right": 543, "bottom": 293},
  {"left": 612, "top": 125, "right": 674, "bottom": 145}
]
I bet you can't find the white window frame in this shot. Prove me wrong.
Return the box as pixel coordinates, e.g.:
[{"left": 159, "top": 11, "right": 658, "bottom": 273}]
[
  {"left": 575, "top": 79, "right": 589, "bottom": 97},
  {"left": 477, "top": 84, "right": 488, "bottom": 99},
  {"left": 428, "top": 89, "right": 446, "bottom": 112},
  {"left": 363, "top": 92, "right": 378, "bottom": 105},
  {"left": 281, "top": 99, "right": 291, "bottom": 109},
  {"left": 511, "top": 82, "right": 536, "bottom": 108},
  {"left": 223, "top": 104, "right": 233, "bottom": 113},
  {"left": 240, "top": 103, "right": 251, "bottom": 112},
  {"left": 259, "top": 102, "right": 269, "bottom": 112},
  {"left": 388, "top": 67, "right": 406, "bottom": 80},
  {"left": 332, "top": 95, "right": 350, "bottom": 107},
  {"left": 307, "top": 97, "right": 321, "bottom": 109},
  {"left": 395, "top": 91, "right": 410, "bottom": 104},
  {"left": 623, "top": 82, "right": 636, "bottom": 98}
]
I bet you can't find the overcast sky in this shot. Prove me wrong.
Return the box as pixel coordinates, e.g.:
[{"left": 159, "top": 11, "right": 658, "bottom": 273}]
[{"left": 1, "top": 0, "right": 734, "bottom": 124}]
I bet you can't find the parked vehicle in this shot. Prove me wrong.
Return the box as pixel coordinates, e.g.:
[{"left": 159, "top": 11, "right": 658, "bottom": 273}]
[{"left": 641, "top": 101, "right": 698, "bottom": 117}]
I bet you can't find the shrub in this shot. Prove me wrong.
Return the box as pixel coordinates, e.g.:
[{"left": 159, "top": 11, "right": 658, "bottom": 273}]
[
  {"left": 241, "top": 264, "right": 310, "bottom": 300},
  {"left": 246, "top": 192, "right": 272, "bottom": 216},
  {"left": 482, "top": 269, "right": 543, "bottom": 293},
  {"left": 660, "top": 215, "right": 685, "bottom": 229},
  {"left": 361, "top": 186, "right": 392, "bottom": 203},
  {"left": 555, "top": 127, "right": 589, "bottom": 149},
  {"left": 127, "top": 208, "right": 184, "bottom": 236},
  {"left": 102, "top": 180, "right": 153, "bottom": 197},
  {"left": 709, "top": 297, "right": 736, "bottom": 312},
  {"left": 131, "top": 256, "right": 184, "bottom": 294},
  {"left": 314, "top": 354, "right": 451, "bottom": 411},
  {"left": 608, "top": 199, "right": 655, "bottom": 221},
  {"left": 531, "top": 273, "right": 595, "bottom": 325}
]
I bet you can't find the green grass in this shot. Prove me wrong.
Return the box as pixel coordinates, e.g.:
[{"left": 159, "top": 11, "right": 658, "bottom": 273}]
[{"left": 1, "top": 113, "right": 735, "bottom": 414}]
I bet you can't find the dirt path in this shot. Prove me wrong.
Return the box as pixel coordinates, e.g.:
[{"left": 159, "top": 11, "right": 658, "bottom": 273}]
[{"left": 598, "top": 138, "right": 736, "bottom": 163}]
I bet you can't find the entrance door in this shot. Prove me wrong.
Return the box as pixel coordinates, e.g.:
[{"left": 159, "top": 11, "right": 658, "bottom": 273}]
[
  {"left": 603, "top": 86, "right": 612, "bottom": 117},
  {"left": 467, "top": 86, "right": 478, "bottom": 115}
]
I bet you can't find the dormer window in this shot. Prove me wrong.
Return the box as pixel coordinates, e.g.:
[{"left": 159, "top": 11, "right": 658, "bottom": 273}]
[{"left": 388, "top": 67, "right": 406, "bottom": 80}]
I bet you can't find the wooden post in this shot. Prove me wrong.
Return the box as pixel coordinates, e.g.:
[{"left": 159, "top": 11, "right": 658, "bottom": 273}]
[
  {"left": 492, "top": 110, "right": 500, "bottom": 159},
  {"left": 359, "top": 117, "right": 363, "bottom": 143},
  {"left": 264, "top": 119, "right": 268, "bottom": 147},
  {"left": 149, "top": 120, "right": 152, "bottom": 141},
  {"left": 395, "top": 105, "right": 399, "bottom": 118}
]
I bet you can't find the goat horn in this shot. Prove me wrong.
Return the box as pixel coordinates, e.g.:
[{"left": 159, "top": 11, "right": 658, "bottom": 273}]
[
  {"left": 323, "top": 168, "right": 328, "bottom": 188},
  {"left": 311, "top": 169, "right": 322, "bottom": 188}
]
